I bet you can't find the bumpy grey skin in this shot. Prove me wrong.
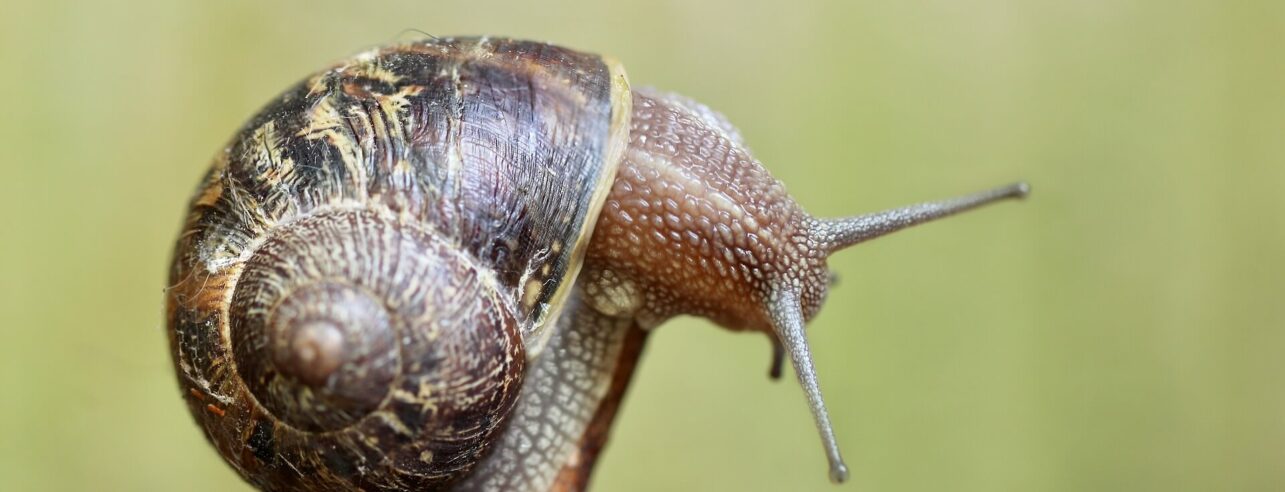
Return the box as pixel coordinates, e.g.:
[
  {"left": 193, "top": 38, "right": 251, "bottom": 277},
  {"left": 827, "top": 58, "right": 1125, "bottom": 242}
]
[
  {"left": 168, "top": 36, "right": 1027, "bottom": 492},
  {"left": 454, "top": 292, "right": 634, "bottom": 491},
  {"left": 458, "top": 88, "right": 1027, "bottom": 490}
]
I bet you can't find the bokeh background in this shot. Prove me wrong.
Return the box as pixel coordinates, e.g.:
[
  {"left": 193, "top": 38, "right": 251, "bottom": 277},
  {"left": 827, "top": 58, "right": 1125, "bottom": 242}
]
[{"left": 3, "top": 1, "right": 1283, "bottom": 491}]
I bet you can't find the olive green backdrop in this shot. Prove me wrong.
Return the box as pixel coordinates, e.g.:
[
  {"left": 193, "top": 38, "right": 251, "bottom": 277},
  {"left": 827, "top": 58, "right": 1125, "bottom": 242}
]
[{"left": 3, "top": 1, "right": 1283, "bottom": 491}]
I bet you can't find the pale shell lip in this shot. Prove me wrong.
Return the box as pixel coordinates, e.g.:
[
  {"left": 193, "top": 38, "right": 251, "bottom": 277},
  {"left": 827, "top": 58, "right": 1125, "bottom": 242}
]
[{"left": 523, "top": 56, "right": 633, "bottom": 358}]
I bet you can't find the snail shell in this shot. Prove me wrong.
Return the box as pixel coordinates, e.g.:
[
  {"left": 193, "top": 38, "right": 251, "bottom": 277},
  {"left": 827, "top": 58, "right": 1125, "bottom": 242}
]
[
  {"left": 167, "top": 37, "right": 631, "bottom": 490},
  {"left": 169, "top": 34, "right": 1029, "bottom": 492}
]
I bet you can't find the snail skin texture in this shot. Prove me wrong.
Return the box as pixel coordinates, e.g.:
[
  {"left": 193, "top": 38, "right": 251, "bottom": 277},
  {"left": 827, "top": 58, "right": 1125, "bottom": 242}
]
[{"left": 166, "top": 36, "right": 1028, "bottom": 492}]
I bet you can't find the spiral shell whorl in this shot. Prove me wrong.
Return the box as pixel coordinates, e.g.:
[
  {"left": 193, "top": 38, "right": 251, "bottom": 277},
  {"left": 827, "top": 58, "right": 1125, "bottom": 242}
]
[
  {"left": 230, "top": 211, "right": 407, "bottom": 432},
  {"left": 220, "top": 209, "right": 526, "bottom": 489},
  {"left": 168, "top": 36, "right": 631, "bottom": 491}
]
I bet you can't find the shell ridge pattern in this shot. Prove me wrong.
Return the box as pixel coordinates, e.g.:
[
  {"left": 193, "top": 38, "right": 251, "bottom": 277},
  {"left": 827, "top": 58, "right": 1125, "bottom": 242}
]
[
  {"left": 167, "top": 37, "right": 626, "bottom": 490},
  {"left": 174, "top": 205, "right": 527, "bottom": 490},
  {"left": 187, "top": 37, "right": 619, "bottom": 324}
]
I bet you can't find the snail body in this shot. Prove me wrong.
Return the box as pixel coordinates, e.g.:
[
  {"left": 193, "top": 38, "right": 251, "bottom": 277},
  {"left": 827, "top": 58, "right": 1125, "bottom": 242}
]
[{"left": 167, "top": 36, "right": 1027, "bottom": 491}]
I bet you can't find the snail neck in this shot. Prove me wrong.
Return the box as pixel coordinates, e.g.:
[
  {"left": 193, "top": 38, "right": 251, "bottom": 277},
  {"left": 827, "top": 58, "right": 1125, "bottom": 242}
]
[
  {"left": 583, "top": 88, "right": 854, "bottom": 484},
  {"left": 585, "top": 89, "right": 827, "bottom": 333}
]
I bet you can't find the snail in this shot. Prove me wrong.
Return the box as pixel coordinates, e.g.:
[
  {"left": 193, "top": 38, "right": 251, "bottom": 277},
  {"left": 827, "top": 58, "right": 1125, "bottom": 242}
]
[{"left": 166, "top": 36, "right": 1028, "bottom": 492}]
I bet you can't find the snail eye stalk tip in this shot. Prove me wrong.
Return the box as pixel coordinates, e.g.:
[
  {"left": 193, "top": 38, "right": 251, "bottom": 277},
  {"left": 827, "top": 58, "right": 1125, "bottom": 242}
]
[
  {"left": 815, "top": 181, "right": 1031, "bottom": 253},
  {"left": 773, "top": 180, "right": 1029, "bottom": 483},
  {"left": 767, "top": 288, "right": 849, "bottom": 484}
]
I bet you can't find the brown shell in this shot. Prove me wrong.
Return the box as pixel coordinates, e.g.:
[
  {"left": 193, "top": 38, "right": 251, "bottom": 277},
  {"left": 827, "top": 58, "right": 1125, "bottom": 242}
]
[{"left": 166, "top": 37, "right": 631, "bottom": 490}]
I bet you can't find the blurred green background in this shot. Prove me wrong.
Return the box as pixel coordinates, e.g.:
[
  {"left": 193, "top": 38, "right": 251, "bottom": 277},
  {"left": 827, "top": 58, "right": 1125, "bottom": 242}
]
[{"left": 3, "top": 1, "right": 1283, "bottom": 491}]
